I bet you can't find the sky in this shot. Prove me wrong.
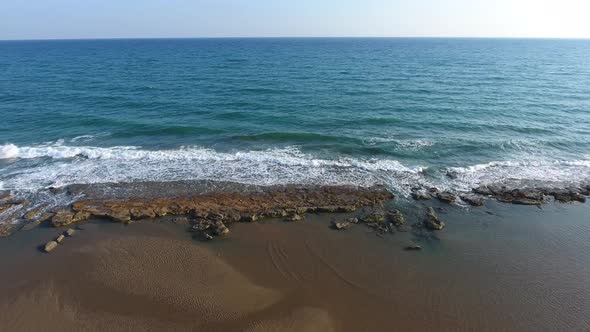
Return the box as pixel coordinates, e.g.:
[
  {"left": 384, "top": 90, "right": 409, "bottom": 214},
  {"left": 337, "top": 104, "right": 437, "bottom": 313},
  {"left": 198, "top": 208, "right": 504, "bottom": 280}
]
[{"left": 1, "top": 0, "right": 589, "bottom": 40}]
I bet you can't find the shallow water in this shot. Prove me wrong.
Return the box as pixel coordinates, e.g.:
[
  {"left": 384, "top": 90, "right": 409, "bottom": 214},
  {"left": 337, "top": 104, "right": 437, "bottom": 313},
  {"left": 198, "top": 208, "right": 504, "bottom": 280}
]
[{"left": 1, "top": 38, "right": 590, "bottom": 195}]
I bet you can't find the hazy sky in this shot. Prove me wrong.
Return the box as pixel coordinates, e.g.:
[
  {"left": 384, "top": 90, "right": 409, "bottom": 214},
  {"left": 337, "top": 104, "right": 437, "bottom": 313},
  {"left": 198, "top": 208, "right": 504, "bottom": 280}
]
[{"left": 1, "top": 0, "right": 589, "bottom": 40}]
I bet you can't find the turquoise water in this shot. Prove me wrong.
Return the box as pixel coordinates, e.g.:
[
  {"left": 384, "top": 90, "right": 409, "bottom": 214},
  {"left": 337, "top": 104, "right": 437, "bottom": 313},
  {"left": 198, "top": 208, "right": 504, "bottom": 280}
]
[{"left": 1, "top": 38, "right": 589, "bottom": 194}]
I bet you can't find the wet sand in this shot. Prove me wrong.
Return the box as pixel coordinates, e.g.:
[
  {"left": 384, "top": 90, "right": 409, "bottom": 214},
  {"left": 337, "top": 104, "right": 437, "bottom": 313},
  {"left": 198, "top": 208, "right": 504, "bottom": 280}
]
[{"left": 1, "top": 199, "right": 590, "bottom": 331}]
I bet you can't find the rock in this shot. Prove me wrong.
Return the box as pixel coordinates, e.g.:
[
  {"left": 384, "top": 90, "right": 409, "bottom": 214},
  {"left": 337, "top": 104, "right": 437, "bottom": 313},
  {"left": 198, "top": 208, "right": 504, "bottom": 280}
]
[
  {"left": 214, "top": 221, "right": 230, "bottom": 236},
  {"left": 411, "top": 189, "right": 432, "bottom": 200},
  {"left": 66, "top": 228, "right": 76, "bottom": 236},
  {"left": 331, "top": 220, "right": 352, "bottom": 230},
  {"left": 472, "top": 185, "right": 493, "bottom": 196},
  {"left": 437, "top": 191, "right": 456, "bottom": 203},
  {"left": 192, "top": 219, "right": 212, "bottom": 232},
  {"left": 424, "top": 207, "right": 445, "bottom": 230},
  {"left": 44, "top": 241, "right": 58, "bottom": 252},
  {"left": 285, "top": 214, "right": 304, "bottom": 222},
  {"left": 0, "top": 224, "right": 14, "bottom": 237},
  {"left": 203, "top": 233, "right": 214, "bottom": 241},
  {"left": 511, "top": 197, "right": 542, "bottom": 205},
  {"left": 404, "top": 244, "right": 422, "bottom": 251},
  {"left": 240, "top": 213, "right": 259, "bottom": 222},
  {"left": 170, "top": 217, "right": 189, "bottom": 224},
  {"left": 361, "top": 212, "right": 385, "bottom": 224},
  {"left": 345, "top": 217, "right": 359, "bottom": 224},
  {"left": 386, "top": 209, "right": 405, "bottom": 226},
  {"left": 129, "top": 207, "right": 156, "bottom": 219},
  {"left": 56, "top": 235, "right": 65, "bottom": 243},
  {"left": 23, "top": 207, "right": 43, "bottom": 221},
  {"left": 461, "top": 194, "right": 484, "bottom": 206},
  {"left": 51, "top": 210, "right": 91, "bottom": 227},
  {"left": 0, "top": 191, "right": 11, "bottom": 202}
]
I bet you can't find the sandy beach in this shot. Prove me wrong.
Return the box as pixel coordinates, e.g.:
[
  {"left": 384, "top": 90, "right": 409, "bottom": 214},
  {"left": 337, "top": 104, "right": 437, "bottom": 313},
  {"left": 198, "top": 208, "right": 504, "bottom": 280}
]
[{"left": 1, "top": 183, "right": 590, "bottom": 331}]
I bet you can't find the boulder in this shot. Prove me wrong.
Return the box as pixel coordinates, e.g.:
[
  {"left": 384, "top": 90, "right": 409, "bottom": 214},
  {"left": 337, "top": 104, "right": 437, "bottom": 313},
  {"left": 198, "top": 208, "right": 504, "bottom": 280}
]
[
  {"left": 56, "top": 235, "right": 65, "bottom": 243},
  {"left": 345, "top": 217, "right": 359, "bottom": 224},
  {"left": 331, "top": 220, "right": 352, "bottom": 230},
  {"left": 460, "top": 194, "right": 484, "bottom": 206},
  {"left": 386, "top": 209, "right": 405, "bottom": 226},
  {"left": 214, "top": 221, "right": 230, "bottom": 236},
  {"left": 437, "top": 191, "right": 456, "bottom": 203},
  {"left": 44, "top": 241, "right": 58, "bottom": 252},
  {"left": 66, "top": 228, "right": 76, "bottom": 236},
  {"left": 285, "top": 214, "right": 304, "bottom": 222},
  {"left": 51, "top": 210, "right": 91, "bottom": 227},
  {"left": 472, "top": 185, "right": 493, "bottom": 196},
  {"left": 424, "top": 207, "right": 445, "bottom": 230}
]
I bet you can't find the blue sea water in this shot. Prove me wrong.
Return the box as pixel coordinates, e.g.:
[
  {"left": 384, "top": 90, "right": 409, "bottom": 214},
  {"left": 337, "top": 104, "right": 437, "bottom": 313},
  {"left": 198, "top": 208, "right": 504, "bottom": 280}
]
[{"left": 1, "top": 38, "right": 589, "bottom": 195}]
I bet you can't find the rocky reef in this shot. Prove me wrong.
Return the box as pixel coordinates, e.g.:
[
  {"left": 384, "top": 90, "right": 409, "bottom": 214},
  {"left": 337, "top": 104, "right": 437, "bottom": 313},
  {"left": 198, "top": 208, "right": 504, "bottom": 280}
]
[{"left": 0, "top": 181, "right": 394, "bottom": 238}]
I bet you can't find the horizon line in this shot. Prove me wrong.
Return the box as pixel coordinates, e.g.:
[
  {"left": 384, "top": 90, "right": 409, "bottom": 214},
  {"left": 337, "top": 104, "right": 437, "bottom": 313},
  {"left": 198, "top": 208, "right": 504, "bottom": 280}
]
[{"left": 1, "top": 36, "right": 589, "bottom": 42}]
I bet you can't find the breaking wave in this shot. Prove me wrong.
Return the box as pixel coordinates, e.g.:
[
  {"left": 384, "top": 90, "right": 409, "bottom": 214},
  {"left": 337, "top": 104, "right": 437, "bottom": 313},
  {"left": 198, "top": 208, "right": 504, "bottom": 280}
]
[{"left": 1, "top": 143, "right": 589, "bottom": 196}]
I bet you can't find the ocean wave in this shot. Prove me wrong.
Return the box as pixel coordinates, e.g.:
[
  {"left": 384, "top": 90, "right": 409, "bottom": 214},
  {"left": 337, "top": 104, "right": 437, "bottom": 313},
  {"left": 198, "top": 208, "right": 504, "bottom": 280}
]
[
  {"left": 1, "top": 143, "right": 589, "bottom": 196},
  {"left": 0, "top": 143, "right": 426, "bottom": 193}
]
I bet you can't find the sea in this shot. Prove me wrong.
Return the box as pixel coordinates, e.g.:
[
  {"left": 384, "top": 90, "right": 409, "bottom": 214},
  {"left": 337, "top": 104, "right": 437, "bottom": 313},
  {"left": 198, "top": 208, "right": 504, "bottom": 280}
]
[{"left": 1, "top": 38, "right": 590, "bottom": 196}]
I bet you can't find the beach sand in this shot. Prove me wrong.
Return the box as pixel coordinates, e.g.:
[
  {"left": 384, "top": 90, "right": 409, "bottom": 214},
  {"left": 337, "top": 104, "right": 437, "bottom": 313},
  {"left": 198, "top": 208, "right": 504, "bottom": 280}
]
[{"left": 1, "top": 197, "right": 590, "bottom": 331}]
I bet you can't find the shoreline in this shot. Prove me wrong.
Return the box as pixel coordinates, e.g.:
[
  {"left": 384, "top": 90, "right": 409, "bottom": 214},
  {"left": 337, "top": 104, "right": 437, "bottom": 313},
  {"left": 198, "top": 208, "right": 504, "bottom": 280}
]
[{"left": 1, "top": 180, "right": 590, "bottom": 239}]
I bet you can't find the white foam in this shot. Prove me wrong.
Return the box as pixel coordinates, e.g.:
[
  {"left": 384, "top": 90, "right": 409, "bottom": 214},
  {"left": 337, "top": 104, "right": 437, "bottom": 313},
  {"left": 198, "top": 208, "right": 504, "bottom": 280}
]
[
  {"left": 1, "top": 143, "right": 589, "bottom": 197},
  {"left": 0, "top": 143, "right": 425, "bottom": 193},
  {"left": 0, "top": 144, "right": 19, "bottom": 159}
]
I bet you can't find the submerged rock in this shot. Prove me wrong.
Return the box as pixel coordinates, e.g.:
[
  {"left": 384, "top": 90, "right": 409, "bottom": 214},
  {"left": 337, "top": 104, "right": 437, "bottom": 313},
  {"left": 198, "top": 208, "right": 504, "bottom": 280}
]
[
  {"left": 44, "top": 241, "right": 58, "bottom": 252},
  {"left": 424, "top": 207, "right": 445, "bottom": 230},
  {"left": 404, "top": 244, "right": 422, "bottom": 251}
]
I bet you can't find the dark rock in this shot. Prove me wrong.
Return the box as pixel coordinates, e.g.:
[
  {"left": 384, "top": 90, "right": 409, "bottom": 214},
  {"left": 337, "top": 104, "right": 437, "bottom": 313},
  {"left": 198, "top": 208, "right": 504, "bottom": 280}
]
[
  {"left": 203, "top": 233, "right": 214, "bottom": 241},
  {"left": 404, "top": 244, "right": 422, "bottom": 251},
  {"left": 473, "top": 185, "right": 493, "bottom": 196},
  {"left": 386, "top": 209, "right": 405, "bottom": 226},
  {"left": 437, "top": 191, "right": 456, "bottom": 203},
  {"left": 361, "top": 212, "right": 385, "bottom": 224},
  {"left": 240, "top": 213, "right": 259, "bottom": 222},
  {"left": 461, "top": 194, "right": 484, "bottom": 206},
  {"left": 424, "top": 207, "right": 445, "bottom": 230},
  {"left": 44, "top": 241, "right": 58, "bottom": 252}
]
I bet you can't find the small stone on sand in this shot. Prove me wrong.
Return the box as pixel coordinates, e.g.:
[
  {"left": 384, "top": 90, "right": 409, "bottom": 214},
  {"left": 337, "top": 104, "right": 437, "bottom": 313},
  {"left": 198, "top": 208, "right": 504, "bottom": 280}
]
[
  {"left": 44, "top": 241, "right": 58, "bottom": 252},
  {"left": 56, "top": 235, "right": 65, "bottom": 243}
]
